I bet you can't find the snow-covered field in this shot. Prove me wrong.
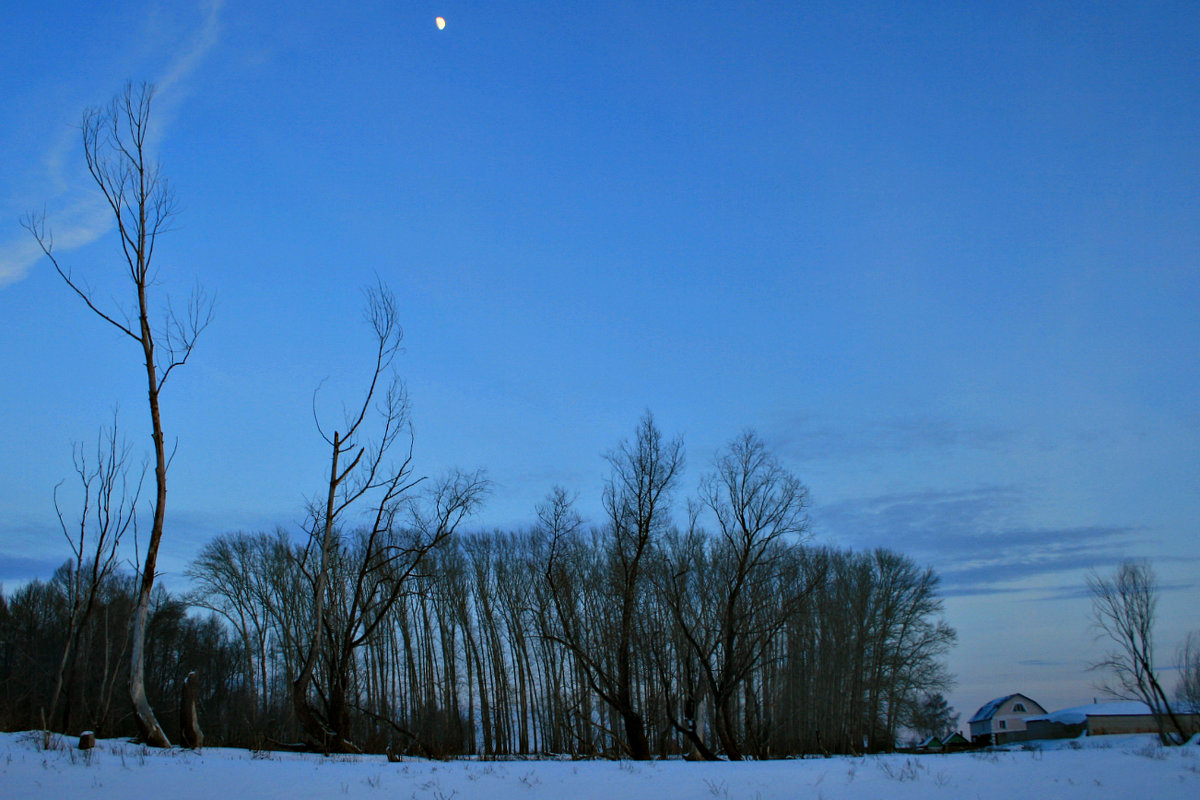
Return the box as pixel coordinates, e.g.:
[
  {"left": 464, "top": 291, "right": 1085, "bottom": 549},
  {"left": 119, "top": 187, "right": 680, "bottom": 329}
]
[{"left": 3, "top": 732, "right": 1198, "bottom": 800}]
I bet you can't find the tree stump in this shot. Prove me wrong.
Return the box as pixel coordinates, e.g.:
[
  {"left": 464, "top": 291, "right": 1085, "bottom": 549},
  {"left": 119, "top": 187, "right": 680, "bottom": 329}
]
[
  {"left": 79, "top": 731, "right": 95, "bottom": 750},
  {"left": 180, "top": 671, "right": 204, "bottom": 750}
]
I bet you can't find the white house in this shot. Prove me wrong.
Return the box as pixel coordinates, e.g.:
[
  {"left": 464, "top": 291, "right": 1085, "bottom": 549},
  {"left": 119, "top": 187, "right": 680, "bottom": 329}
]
[{"left": 968, "top": 693, "right": 1047, "bottom": 745}]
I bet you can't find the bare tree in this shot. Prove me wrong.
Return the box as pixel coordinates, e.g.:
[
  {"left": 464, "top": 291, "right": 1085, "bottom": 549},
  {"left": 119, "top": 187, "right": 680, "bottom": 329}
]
[
  {"left": 1176, "top": 632, "right": 1200, "bottom": 713},
  {"left": 1088, "top": 561, "right": 1187, "bottom": 744},
  {"left": 544, "top": 413, "right": 683, "bottom": 760},
  {"left": 46, "top": 415, "right": 144, "bottom": 738},
  {"left": 292, "top": 281, "right": 486, "bottom": 753},
  {"left": 24, "top": 82, "right": 212, "bottom": 747},
  {"left": 187, "top": 531, "right": 277, "bottom": 728},
  {"left": 656, "top": 431, "right": 812, "bottom": 759},
  {"left": 700, "top": 431, "right": 809, "bottom": 759}
]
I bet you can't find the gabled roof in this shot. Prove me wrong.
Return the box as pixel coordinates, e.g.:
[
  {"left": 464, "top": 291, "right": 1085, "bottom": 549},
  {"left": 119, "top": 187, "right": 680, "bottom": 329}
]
[
  {"left": 969, "top": 693, "right": 1041, "bottom": 723},
  {"left": 970, "top": 694, "right": 1017, "bottom": 723},
  {"left": 918, "top": 735, "right": 942, "bottom": 748},
  {"left": 943, "top": 732, "right": 969, "bottom": 745}
]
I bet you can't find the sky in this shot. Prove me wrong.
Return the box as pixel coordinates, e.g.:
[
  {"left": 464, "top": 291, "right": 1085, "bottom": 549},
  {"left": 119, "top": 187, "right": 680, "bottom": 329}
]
[{"left": 1, "top": 1, "right": 1198, "bottom": 727}]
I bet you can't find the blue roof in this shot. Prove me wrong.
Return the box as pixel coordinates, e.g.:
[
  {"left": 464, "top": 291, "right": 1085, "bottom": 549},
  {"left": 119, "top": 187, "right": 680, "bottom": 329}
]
[{"left": 970, "top": 694, "right": 1020, "bottom": 724}]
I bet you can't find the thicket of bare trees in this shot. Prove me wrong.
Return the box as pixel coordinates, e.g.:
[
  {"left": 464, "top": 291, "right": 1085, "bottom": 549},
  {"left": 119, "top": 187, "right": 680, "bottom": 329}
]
[
  {"left": 173, "top": 530, "right": 955, "bottom": 757},
  {"left": 2, "top": 415, "right": 957, "bottom": 758},
  {"left": 1177, "top": 632, "right": 1200, "bottom": 711},
  {"left": 159, "top": 419, "right": 953, "bottom": 757}
]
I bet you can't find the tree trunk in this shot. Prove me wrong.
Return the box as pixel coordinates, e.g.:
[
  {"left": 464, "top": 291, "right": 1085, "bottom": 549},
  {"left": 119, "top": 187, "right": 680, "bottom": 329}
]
[
  {"left": 293, "top": 431, "right": 341, "bottom": 750},
  {"left": 180, "top": 671, "right": 203, "bottom": 749},
  {"left": 128, "top": 277, "right": 172, "bottom": 748}
]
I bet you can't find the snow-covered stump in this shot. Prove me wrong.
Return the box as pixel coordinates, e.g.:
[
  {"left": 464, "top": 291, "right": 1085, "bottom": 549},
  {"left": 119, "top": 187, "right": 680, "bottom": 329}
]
[{"left": 78, "top": 731, "right": 95, "bottom": 750}]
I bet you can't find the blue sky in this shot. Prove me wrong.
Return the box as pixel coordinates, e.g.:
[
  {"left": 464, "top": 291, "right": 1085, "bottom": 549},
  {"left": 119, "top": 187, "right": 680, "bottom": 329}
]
[{"left": 2, "top": 1, "right": 1198, "bottom": 724}]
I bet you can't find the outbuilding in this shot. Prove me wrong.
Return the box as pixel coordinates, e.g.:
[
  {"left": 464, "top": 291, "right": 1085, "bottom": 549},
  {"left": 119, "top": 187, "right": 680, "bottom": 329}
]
[
  {"left": 942, "top": 732, "right": 971, "bottom": 750},
  {"left": 1025, "top": 701, "right": 1200, "bottom": 740}
]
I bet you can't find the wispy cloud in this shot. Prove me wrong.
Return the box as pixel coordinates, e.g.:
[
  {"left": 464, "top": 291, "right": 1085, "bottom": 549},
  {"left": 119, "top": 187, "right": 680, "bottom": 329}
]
[
  {"left": 1018, "top": 658, "right": 1076, "bottom": 668},
  {"left": 1033, "top": 576, "right": 1200, "bottom": 604},
  {"left": 813, "top": 487, "right": 1150, "bottom": 598},
  {"left": 767, "top": 412, "right": 1016, "bottom": 463},
  {"left": 0, "top": 0, "right": 224, "bottom": 287},
  {"left": 158, "top": 0, "right": 225, "bottom": 98}
]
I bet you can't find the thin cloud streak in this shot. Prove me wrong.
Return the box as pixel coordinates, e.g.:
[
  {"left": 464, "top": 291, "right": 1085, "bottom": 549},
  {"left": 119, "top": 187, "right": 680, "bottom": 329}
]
[
  {"left": 769, "top": 413, "right": 1017, "bottom": 462},
  {"left": 158, "top": 0, "right": 224, "bottom": 97},
  {"left": 814, "top": 487, "right": 1147, "bottom": 598},
  {"left": 0, "top": 0, "right": 223, "bottom": 287}
]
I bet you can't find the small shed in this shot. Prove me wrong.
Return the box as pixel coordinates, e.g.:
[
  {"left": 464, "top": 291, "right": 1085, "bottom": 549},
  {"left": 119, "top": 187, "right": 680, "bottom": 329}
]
[
  {"left": 968, "top": 693, "right": 1047, "bottom": 745},
  {"left": 942, "top": 732, "right": 970, "bottom": 750}
]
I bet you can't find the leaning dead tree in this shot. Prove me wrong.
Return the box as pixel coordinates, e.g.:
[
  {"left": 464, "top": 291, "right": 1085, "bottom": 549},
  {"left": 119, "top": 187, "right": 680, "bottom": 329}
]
[{"left": 24, "top": 82, "right": 212, "bottom": 747}]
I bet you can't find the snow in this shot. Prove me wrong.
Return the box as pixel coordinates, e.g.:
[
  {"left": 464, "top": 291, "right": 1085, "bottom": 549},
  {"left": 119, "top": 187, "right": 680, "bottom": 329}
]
[
  {"left": 1027, "top": 701, "right": 1200, "bottom": 726},
  {"left": 1030, "top": 701, "right": 1157, "bottom": 726},
  {"left": 2, "top": 732, "right": 1198, "bottom": 800}
]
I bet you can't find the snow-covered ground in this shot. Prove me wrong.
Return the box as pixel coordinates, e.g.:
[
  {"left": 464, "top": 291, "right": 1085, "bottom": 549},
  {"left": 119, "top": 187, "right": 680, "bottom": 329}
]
[{"left": 3, "top": 732, "right": 1198, "bottom": 800}]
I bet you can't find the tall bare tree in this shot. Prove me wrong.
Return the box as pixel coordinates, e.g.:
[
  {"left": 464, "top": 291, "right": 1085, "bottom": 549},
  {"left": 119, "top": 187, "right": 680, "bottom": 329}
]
[
  {"left": 544, "top": 413, "right": 683, "bottom": 759},
  {"left": 24, "top": 82, "right": 212, "bottom": 746},
  {"left": 659, "top": 431, "right": 811, "bottom": 759},
  {"left": 1088, "top": 561, "right": 1187, "bottom": 744},
  {"left": 292, "top": 281, "right": 486, "bottom": 753},
  {"left": 701, "top": 430, "right": 809, "bottom": 758}
]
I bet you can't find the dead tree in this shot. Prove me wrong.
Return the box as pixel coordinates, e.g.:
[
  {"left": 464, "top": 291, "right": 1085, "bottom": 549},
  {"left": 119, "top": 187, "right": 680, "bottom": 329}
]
[
  {"left": 24, "top": 82, "right": 212, "bottom": 747},
  {"left": 1178, "top": 632, "right": 1200, "bottom": 711},
  {"left": 292, "top": 281, "right": 486, "bottom": 753}
]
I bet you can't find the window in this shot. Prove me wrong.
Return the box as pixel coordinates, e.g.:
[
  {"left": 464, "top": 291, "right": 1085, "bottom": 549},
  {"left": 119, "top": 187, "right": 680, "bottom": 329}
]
[
  {"left": 998, "top": 720, "right": 1007, "bottom": 730},
  {"left": 1013, "top": 703, "right": 1026, "bottom": 713}
]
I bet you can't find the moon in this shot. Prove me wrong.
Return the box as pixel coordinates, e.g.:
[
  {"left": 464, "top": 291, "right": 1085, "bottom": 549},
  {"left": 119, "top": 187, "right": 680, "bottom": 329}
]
[{"left": 436, "top": 16, "right": 446, "bottom": 30}]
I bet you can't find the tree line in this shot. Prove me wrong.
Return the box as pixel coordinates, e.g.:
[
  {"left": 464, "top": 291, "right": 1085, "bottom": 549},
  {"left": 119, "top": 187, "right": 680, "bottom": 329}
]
[{"left": 2, "top": 416, "right": 958, "bottom": 759}]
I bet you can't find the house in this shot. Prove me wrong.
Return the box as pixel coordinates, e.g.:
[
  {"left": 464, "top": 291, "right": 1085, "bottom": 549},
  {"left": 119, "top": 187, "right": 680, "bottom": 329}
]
[{"left": 968, "top": 694, "right": 1047, "bottom": 745}]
